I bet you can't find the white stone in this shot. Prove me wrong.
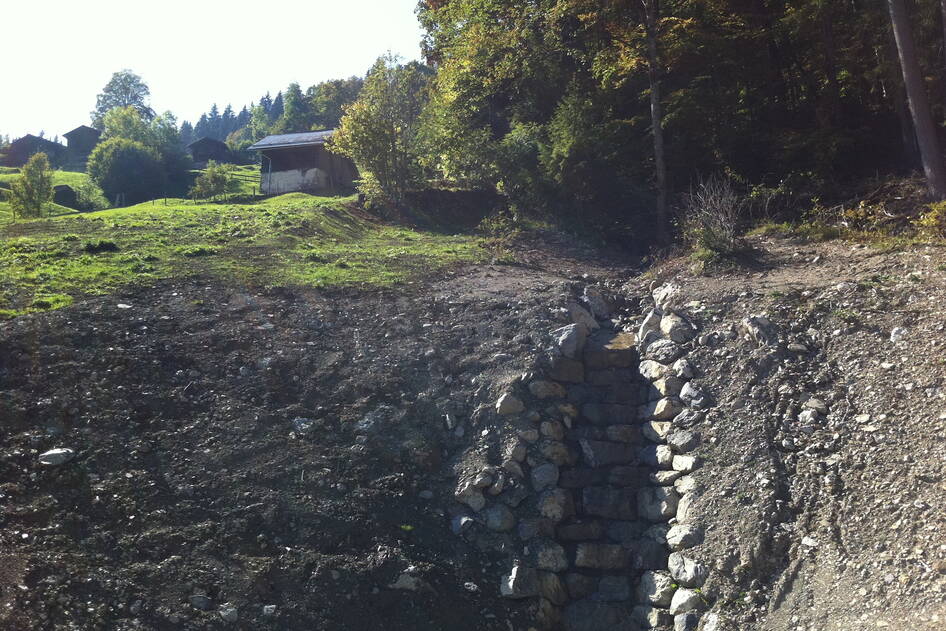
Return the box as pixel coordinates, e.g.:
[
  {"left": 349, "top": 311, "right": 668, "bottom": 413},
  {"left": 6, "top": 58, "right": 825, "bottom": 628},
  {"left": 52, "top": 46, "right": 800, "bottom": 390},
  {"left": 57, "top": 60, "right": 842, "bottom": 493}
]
[
  {"left": 672, "top": 455, "right": 700, "bottom": 473},
  {"left": 637, "top": 570, "right": 676, "bottom": 606},
  {"left": 38, "top": 448, "right": 75, "bottom": 466},
  {"left": 637, "top": 486, "right": 680, "bottom": 522},
  {"left": 653, "top": 283, "right": 683, "bottom": 312},
  {"left": 668, "top": 552, "right": 708, "bottom": 587},
  {"left": 666, "top": 524, "right": 704, "bottom": 550},
  {"left": 669, "top": 588, "right": 703, "bottom": 615},
  {"left": 638, "top": 309, "right": 662, "bottom": 342},
  {"left": 551, "top": 324, "right": 587, "bottom": 359},
  {"left": 639, "top": 360, "right": 671, "bottom": 382},
  {"left": 660, "top": 313, "right": 697, "bottom": 344},
  {"left": 672, "top": 358, "right": 694, "bottom": 380},
  {"left": 643, "top": 421, "right": 673, "bottom": 443}
]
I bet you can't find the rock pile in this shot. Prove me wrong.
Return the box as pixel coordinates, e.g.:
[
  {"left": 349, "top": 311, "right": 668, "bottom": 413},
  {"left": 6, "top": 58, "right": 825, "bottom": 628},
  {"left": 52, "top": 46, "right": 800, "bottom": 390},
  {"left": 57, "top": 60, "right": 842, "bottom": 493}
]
[{"left": 450, "top": 285, "right": 714, "bottom": 630}]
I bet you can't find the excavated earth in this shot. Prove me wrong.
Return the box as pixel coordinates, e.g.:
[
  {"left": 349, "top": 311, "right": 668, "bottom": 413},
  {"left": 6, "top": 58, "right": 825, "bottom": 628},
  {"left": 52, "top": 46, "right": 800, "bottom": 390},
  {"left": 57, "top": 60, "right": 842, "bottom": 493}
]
[{"left": 1, "top": 233, "right": 945, "bottom": 631}]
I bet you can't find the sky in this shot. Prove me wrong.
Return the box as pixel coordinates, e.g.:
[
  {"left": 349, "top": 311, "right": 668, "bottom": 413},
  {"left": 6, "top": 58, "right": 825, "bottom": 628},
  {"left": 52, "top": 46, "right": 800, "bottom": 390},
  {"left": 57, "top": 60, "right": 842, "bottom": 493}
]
[{"left": 1, "top": 0, "right": 424, "bottom": 140}]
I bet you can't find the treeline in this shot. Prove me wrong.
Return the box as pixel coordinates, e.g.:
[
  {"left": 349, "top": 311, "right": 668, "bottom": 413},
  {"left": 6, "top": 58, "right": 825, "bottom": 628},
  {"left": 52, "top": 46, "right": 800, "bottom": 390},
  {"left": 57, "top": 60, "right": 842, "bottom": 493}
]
[
  {"left": 332, "top": 0, "right": 946, "bottom": 240},
  {"left": 183, "top": 77, "right": 363, "bottom": 152}
]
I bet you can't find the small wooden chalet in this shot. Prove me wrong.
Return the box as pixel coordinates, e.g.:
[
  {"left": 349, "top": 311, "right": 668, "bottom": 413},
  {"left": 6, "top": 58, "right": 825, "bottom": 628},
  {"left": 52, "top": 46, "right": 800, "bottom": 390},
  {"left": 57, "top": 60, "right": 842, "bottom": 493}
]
[
  {"left": 64, "top": 125, "right": 101, "bottom": 158},
  {"left": 247, "top": 130, "right": 357, "bottom": 194},
  {"left": 2, "top": 134, "right": 66, "bottom": 167},
  {"left": 187, "top": 137, "right": 231, "bottom": 167}
]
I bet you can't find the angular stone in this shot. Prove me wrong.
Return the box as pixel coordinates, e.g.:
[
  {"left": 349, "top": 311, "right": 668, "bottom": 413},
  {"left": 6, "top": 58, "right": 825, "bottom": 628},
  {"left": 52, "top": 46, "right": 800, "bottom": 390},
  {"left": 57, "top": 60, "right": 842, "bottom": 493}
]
[
  {"left": 582, "top": 487, "right": 637, "bottom": 520},
  {"left": 557, "top": 519, "right": 605, "bottom": 541},
  {"left": 675, "top": 612, "right": 701, "bottom": 631},
  {"left": 649, "top": 375, "right": 684, "bottom": 399},
  {"left": 605, "top": 425, "right": 642, "bottom": 444},
  {"left": 38, "top": 448, "right": 75, "bottom": 466},
  {"left": 564, "top": 573, "right": 597, "bottom": 600},
  {"left": 673, "top": 409, "right": 704, "bottom": 428},
  {"left": 594, "top": 576, "right": 630, "bottom": 602},
  {"left": 541, "top": 420, "right": 566, "bottom": 440},
  {"left": 640, "top": 397, "right": 685, "bottom": 421},
  {"left": 559, "top": 468, "right": 604, "bottom": 488},
  {"left": 643, "top": 421, "right": 673, "bottom": 443},
  {"left": 639, "top": 329, "right": 660, "bottom": 353},
  {"left": 638, "top": 309, "right": 662, "bottom": 340},
  {"left": 552, "top": 323, "right": 588, "bottom": 359},
  {"left": 538, "top": 571, "right": 569, "bottom": 606},
  {"left": 532, "top": 538, "right": 569, "bottom": 572},
  {"left": 646, "top": 339, "right": 685, "bottom": 364},
  {"left": 651, "top": 470, "right": 682, "bottom": 486},
  {"left": 666, "top": 524, "right": 704, "bottom": 550},
  {"left": 676, "top": 492, "right": 696, "bottom": 523},
  {"left": 564, "top": 600, "right": 636, "bottom": 631},
  {"left": 639, "top": 360, "right": 671, "bottom": 382},
  {"left": 531, "top": 463, "right": 560, "bottom": 491},
  {"left": 632, "top": 605, "right": 673, "bottom": 629},
  {"left": 639, "top": 444, "right": 674, "bottom": 469},
  {"left": 630, "top": 537, "right": 670, "bottom": 570},
  {"left": 581, "top": 403, "right": 636, "bottom": 426},
  {"left": 568, "top": 303, "right": 600, "bottom": 334},
  {"left": 537, "top": 598, "right": 563, "bottom": 629},
  {"left": 672, "top": 455, "right": 701, "bottom": 473},
  {"left": 672, "top": 358, "right": 695, "bottom": 380},
  {"left": 667, "top": 430, "right": 699, "bottom": 453},
  {"left": 608, "top": 465, "right": 648, "bottom": 487},
  {"left": 668, "top": 552, "right": 709, "bottom": 587},
  {"left": 660, "top": 313, "right": 697, "bottom": 343},
  {"left": 669, "top": 588, "right": 703, "bottom": 615},
  {"left": 538, "top": 488, "right": 574, "bottom": 523},
  {"left": 637, "top": 486, "right": 680, "bottom": 522},
  {"left": 583, "top": 286, "right": 613, "bottom": 318},
  {"left": 574, "top": 543, "right": 629, "bottom": 570},
  {"left": 580, "top": 439, "right": 636, "bottom": 467},
  {"left": 496, "top": 393, "right": 525, "bottom": 415},
  {"left": 637, "top": 570, "right": 675, "bottom": 607},
  {"left": 674, "top": 475, "right": 699, "bottom": 495},
  {"left": 541, "top": 440, "right": 575, "bottom": 466},
  {"left": 584, "top": 330, "right": 636, "bottom": 369},
  {"left": 530, "top": 380, "right": 567, "bottom": 400},
  {"left": 500, "top": 563, "right": 539, "bottom": 599},
  {"left": 455, "top": 480, "right": 486, "bottom": 512},
  {"left": 680, "top": 382, "right": 709, "bottom": 409},
  {"left": 550, "top": 356, "right": 585, "bottom": 383},
  {"left": 484, "top": 504, "right": 517, "bottom": 532}
]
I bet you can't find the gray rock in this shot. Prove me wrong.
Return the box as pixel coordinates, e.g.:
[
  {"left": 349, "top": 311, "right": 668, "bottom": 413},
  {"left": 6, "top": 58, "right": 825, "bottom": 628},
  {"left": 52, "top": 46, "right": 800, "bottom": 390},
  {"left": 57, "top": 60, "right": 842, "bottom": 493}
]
[
  {"left": 568, "top": 303, "right": 600, "bottom": 334},
  {"left": 653, "top": 283, "right": 683, "bottom": 312},
  {"left": 639, "top": 444, "right": 674, "bottom": 469},
  {"left": 630, "top": 537, "right": 670, "bottom": 570},
  {"left": 538, "top": 488, "right": 573, "bottom": 523},
  {"left": 666, "top": 524, "right": 704, "bottom": 550},
  {"left": 574, "top": 543, "right": 629, "bottom": 569},
  {"left": 667, "top": 430, "right": 700, "bottom": 453},
  {"left": 496, "top": 393, "right": 525, "bottom": 415},
  {"left": 650, "top": 376, "right": 685, "bottom": 398},
  {"left": 702, "top": 612, "right": 721, "bottom": 631},
  {"left": 219, "top": 605, "right": 239, "bottom": 623},
  {"left": 552, "top": 323, "right": 589, "bottom": 359},
  {"left": 740, "top": 315, "right": 778, "bottom": 347},
  {"left": 676, "top": 493, "right": 696, "bottom": 523},
  {"left": 643, "top": 421, "right": 673, "bottom": 443},
  {"left": 638, "top": 309, "right": 662, "bottom": 341},
  {"left": 639, "top": 360, "right": 671, "bottom": 382},
  {"left": 594, "top": 576, "right": 630, "bottom": 601},
  {"left": 500, "top": 564, "right": 540, "bottom": 599},
  {"left": 674, "top": 475, "right": 699, "bottom": 495},
  {"left": 532, "top": 463, "right": 560, "bottom": 491},
  {"left": 455, "top": 480, "right": 486, "bottom": 512},
  {"left": 669, "top": 588, "right": 703, "bottom": 615},
  {"left": 530, "top": 380, "right": 567, "bottom": 399},
  {"left": 640, "top": 397, "right": 685, "bottom": 421},
  {"left": 672, "top": 409, "right": 704, "bottom": 428},
  {"left": 647, "top": 339, "right": 685, "bottom": 363},
  {"left": 484, "top": 504, "right": 517, "bottom": 532},
  {"left": 583, "top": 286, "right": 612, "bottom": 319},
  {"left": 292, "top": 417, "right": 316, "bottom": 434},
  {"left": 451, "top": 515, "right": 474, "bottom": 534},
  {"left": 637, "top": 570, "right": 675, "bottom": 606},
  {"left": 538, "top": 571, "right": 569, "bottom": 605},
  {"left": 672, "top": 455, "right": 701, "bottom": 473},
  {"left": 660, "top": 313, "right": 697, "bottom": 343},
  {"left": 803, "top": 398, "right": 828, "bottom": 414},
  {"left": 639, "top": 330, "right": 661, "bottom": 353},
  {"left": 532, "top": 539, "right": 569, "bottom": 572},
  {"left": 651, "top": 470, "right": 682, "bottom": 486},
  {"left": 675, "top": 612, "right": 701, "bottom": 631},
  {"left": 631, "top": 604, "right": 673, "bottom": 629},
  {"left": 189, "top": 595, "right": 212, "bottom": 611},
  {"left": 557, "top": 520, "right": 605, "bottom": 541},
  {"left": 262, "top": 605, "right": 277, "bottom": 617},
  {"left": 38, "top": 448, "right": 75, "bottom": 466},
  {"left": 680, "top": 382, "right": 709, "bottom": 408},
  {"left": 637, "top": 486, "right": 680, "bottom": 522},
  {"left": 672, "top": 359, "right": 695, "bottom": 380},
  {"left": 668, "top": 552, "right": 708, "bottom": 587},
  {"left": 564, "top": 574, "right": 597, "bottom": 600}
]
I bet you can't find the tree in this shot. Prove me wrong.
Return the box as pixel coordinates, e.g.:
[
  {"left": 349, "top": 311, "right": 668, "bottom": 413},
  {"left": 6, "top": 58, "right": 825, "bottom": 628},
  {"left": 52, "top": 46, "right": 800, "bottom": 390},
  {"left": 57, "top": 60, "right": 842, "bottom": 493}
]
[
  {"left": 272, "top": 83, "right": 314, "bottom": 134},
  {"left": 9, "top": 152, "right": 53, "bottom": 220},
  {"left": 330, "top": 55, "right": 430, "bottom": 205},
  {"left": 189, "top": 160, "right": 240, "bottom": 200},
  {"left": 179, "top": 120, "right": 195, "bottom": 147},
  {"left": 888, "top": 0, "right": 946, "bottom": 199},
  {"left": 87, "top": 138, "right": 165, "bottom": 205},
  {"left": 91, "top": 70, "right": 155, "bottom": 128},
  {"left": 642, "top": 0, "right": 668, "bottom": 236},
  {"left": 309, "top": 77, "right": 364, "bottom": 129},
  {"left": 102, "top": 105, "right": 156, "bottom": 146}
]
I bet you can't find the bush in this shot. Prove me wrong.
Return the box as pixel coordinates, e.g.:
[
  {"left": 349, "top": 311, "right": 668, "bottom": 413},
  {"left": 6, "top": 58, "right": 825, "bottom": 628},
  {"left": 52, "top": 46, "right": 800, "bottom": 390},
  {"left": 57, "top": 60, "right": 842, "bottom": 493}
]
[
  {"left": 74, "top": 179, "right": 110, "bottom": 211},
  {"left": 679, "top": 174, "right": 748, "bottom": 257},
  {"left": 916, "top": 201, "right": 946, "bottom": 237},
  {"left": 87, "top": 138, "right": 165, "bottom": 205},
  {"left": 189, "top": 161, "right": 239, "bottom": 200},
  {"left": 9, "top": 152, "right": 53, "bottom": 219}
]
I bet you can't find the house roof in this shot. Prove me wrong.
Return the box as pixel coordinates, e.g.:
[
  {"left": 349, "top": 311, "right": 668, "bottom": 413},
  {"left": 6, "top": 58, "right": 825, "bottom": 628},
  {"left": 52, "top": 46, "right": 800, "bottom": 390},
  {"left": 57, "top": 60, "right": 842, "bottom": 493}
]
[
  {"left": 247, "top": 130, "right": 335, "bottom": 151},
  {"left": 187, "top": 137, "right": 229, "bottom": 149},
  {"left": 11, "top": 134, "right": 64, "bottom": 149},
  {"left": 64, "top": 125, "right": 100, "bottom": 139}
]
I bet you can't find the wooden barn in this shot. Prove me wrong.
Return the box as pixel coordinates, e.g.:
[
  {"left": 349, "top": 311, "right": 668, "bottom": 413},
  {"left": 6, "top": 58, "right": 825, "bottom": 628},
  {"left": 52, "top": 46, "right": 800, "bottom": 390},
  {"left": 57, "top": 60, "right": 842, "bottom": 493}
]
[
  {"left": 64, "top": 125, "right": 101, "bottom": 158},
  {"left": 187, "top": 137, "right": 231, "bottom": 167},
  {"left": 2, "top": 134, "right": 66, "bottom": 167},
  {"left": 247, "top": 131, "right": 357, "bottom": 194}
]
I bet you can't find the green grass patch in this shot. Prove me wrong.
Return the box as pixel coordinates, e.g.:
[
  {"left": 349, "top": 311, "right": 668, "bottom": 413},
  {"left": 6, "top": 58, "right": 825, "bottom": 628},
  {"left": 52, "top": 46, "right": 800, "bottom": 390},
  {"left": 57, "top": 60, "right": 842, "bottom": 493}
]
[{"left": 0, "top": 192, "right": 485, "bottom": 316}]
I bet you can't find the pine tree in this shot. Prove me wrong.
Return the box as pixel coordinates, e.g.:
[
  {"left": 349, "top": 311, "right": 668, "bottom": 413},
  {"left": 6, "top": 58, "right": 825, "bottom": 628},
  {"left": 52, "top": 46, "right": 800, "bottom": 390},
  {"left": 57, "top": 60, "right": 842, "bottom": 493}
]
[{"left": 270, "top": 91, "right": 284, "bottom": 122}]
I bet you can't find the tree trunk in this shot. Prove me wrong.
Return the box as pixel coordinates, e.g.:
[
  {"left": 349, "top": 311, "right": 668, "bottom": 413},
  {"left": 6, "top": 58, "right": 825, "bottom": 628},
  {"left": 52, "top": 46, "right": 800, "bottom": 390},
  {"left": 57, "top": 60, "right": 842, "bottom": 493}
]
[
  {"left": 885, "top": 20, "right": 919, "bottom": 164},
  {"left": 643, "top": 0, "right": 668, "bottom": 237},
  {"left": 888, "top": 0, "right": 946, "bottom": 199},
  {"left": 941, "top": 0, "right": 946, "bottom": 81}
]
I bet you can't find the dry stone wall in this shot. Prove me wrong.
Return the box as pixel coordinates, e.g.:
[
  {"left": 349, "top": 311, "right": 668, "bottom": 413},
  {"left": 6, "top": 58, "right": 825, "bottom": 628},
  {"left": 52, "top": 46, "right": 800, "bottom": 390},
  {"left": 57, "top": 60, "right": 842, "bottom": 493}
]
[{"left": 450, "top": 285, "right": 717, "bottom": 631}]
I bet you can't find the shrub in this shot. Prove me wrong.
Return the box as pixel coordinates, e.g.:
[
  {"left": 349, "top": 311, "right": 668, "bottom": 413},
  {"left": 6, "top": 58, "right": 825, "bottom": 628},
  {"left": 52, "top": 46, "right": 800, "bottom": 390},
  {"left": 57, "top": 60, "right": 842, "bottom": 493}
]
[
  {"left": 679, "top": 174, "right": 748, "bottom": 257},
  {"left": 74, "top": 179, "right": 110, "bottom": 211},
  {"left": 9, "top": 152, "right": 53, "bottom": 219},
  {"left": 87, "top": 138, "right": 164, "bottom": 205},
  {"left": 189, "top": 161, "right": 239, "bottom": 200},
  {"left": 916, "top": 201, "right": 946, "bottom": 237}
]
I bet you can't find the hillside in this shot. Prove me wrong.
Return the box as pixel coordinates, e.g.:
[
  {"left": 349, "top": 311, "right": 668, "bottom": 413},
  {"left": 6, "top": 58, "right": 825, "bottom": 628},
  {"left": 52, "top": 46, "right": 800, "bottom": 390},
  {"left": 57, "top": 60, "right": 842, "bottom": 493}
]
[{"left": 1, "top": 220, "right": 944, "bottom": 630}]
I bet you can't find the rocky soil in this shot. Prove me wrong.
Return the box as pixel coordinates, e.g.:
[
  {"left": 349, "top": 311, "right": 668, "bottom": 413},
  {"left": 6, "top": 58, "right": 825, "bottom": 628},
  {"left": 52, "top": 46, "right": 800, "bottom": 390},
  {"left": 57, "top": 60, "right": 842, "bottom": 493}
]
[{"left": 2, "top": 232, "right": 945, "bottom": 630}]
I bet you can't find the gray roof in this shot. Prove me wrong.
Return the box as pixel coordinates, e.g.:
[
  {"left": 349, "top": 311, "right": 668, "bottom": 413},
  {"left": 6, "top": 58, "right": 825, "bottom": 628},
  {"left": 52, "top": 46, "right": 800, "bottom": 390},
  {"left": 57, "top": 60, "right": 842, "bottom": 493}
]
[{"left": 247, "top": 130, "right": 335, "bottom": 151}]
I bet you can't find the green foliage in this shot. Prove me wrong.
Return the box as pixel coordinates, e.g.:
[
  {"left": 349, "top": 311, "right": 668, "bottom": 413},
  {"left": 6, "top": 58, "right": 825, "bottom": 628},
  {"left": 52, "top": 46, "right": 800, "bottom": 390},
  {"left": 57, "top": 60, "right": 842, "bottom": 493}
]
[
  {"left": 190, "top": 161, "right": 241, "bottom": 200},
  {"left": 87, "top": 138, "right": 165, "bottom": 205},
  {"left": 91, "top": 69, "right": 154, "bottom": 128},
  {"left": 916, "top": 201, "right": 946, "bottom": 237},
  {"left": 9, "top": 153, "right": 53, "bottom": 220},
  {"left": 271, "top": 82, "right": 314, "bottom": 134},
  {"left": 308, "top": 77, "right": 364, "bottom": 129},
  {"left": 74, "top": 179, "right": 110, "bottom": 211}
]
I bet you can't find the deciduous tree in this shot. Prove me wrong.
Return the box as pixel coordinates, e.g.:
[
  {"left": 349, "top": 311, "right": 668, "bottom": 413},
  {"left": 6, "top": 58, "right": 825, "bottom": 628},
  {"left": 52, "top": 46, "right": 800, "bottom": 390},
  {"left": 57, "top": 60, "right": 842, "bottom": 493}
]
[
  {"left": 9, "top": 152, "right": 53, "bottom": 219},
  {"left": 91, "top": 70, "right": 154, "bottom": 129}
]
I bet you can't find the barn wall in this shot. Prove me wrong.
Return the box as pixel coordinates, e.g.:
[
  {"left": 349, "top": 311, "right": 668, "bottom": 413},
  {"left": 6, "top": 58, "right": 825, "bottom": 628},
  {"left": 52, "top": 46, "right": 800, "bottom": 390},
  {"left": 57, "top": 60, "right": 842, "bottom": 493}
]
[{"left": 261, "top": 168, "right": 329, "bottom": 194}]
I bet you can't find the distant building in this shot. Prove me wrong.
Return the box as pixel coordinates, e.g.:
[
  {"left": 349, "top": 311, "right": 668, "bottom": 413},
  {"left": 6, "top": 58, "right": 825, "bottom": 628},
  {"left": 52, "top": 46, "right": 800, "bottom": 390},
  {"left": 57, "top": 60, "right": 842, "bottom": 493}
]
[
  {"left": 53, "top": 185, "right": 78, "bottom": 209},
  {"left": 63, "top": 125, "right": 101, "bottom": 158},
  {"left": 1, "top": 134, "right": 66, "bottom": 167},
  {"left": 247, "top": 130, "right": 357, "bottom": 194},
  {"left": 187, "top": 137, "right": 231, "bottom": 167}
]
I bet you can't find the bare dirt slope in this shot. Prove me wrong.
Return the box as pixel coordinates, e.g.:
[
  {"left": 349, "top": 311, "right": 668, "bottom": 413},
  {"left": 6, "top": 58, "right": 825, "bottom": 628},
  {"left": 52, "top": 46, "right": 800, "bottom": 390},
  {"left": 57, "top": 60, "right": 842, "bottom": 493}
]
[{"left": 629, "top": 236, "right": 946, "bottom": 630}]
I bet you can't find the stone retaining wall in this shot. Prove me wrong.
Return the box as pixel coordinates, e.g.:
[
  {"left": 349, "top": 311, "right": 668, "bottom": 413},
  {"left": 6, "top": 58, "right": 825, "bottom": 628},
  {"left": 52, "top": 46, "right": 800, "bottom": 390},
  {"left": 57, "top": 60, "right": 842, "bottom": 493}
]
[{"left": 452, "top": 286, "right": 714, "bottom": 631}]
